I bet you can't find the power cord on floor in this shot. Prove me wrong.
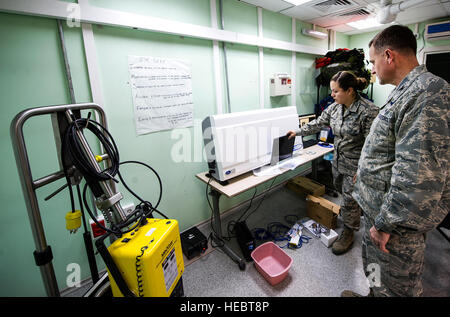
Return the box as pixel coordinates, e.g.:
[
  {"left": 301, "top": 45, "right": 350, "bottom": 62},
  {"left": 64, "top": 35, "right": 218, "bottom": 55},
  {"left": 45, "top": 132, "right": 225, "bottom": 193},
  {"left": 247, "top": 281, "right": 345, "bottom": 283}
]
[
  {"left": 251, "top": 219, "right": 312, "bottom": 249},
  {"left": 204, "top": 175, "right": 311, "bottom": 251}
]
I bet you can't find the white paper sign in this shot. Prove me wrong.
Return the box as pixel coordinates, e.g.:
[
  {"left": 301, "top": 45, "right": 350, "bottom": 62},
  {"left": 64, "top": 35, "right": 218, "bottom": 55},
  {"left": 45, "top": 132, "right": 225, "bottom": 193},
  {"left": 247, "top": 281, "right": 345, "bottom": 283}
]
[{"left": 128, "top": 55, "right": 194, "bottom": 134}]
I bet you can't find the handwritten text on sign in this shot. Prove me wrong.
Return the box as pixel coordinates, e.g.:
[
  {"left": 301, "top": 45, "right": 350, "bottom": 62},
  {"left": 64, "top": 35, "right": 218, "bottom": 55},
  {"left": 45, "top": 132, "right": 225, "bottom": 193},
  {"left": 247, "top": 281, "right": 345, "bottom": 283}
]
[{"left": 128, "top": 56, "right": 194, "bottom": 135}]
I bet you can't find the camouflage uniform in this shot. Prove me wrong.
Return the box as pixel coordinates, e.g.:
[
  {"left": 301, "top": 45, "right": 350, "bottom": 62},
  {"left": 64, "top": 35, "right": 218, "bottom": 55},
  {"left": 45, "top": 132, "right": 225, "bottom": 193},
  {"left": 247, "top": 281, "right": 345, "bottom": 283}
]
[
  {"left": 352, "top": 65, "right": 450, "bottom": 296},
  {"left": 295, "top": 94, "right": 379, "bottom": 230}
]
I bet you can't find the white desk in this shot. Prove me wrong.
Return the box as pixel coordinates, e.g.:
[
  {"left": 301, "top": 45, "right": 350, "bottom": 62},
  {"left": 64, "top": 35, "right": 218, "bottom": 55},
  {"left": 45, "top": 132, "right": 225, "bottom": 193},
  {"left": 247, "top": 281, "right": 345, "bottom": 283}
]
[{"left": 195, "top": 144, "right": 334, "bottom": 269}]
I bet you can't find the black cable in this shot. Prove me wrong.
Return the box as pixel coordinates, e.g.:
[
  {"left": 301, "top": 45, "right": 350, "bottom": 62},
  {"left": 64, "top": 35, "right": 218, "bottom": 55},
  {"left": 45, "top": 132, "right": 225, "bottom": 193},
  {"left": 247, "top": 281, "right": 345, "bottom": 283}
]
[
  {"left": 235, "top": 187, "right": 258, "bottom": 223},
  {"left": 115, "top": 161, "right": 167, "bottom": 219},
  {"left": 76, "top": 183, "right": 88, "bottom": 232},
  {"left": 150, "top": 206, "right": 169, "bottom": 219},
  {"left": 226, "top": 220, "right": 238, "bottom": 240},
  {"left": 205, "top": 177, "right": 214, "bottom": 214},
  {"left": 82, "top": 179, "right": 154, "bottom": 236},
  {"left": 225, "top": 186, "right": 259, "bottom": 238},
  {"left": 242, "top": 176, "right": 278, "bottom": 222},
  {"left": 82, "top": 183, "right": 120, "bottom": 236},
  {"left": 63, "top": 117, "right": 120, "bottom": 184},
  {"left": 223, "top": 187, "right": 257, "bottom": 238},
  {"left": 117, "top": 160, "right": 163, "bottom": 209},
  {"left": 66, "top": 177, "right": 76, "bottom": 214},
  {"left": 135, "top": 246, "right": 148, "bottom": 297},
  {"left": 59, "top": 127, "right": 76, "bottom": 214},
  {"left": 251, "top": 227, "right": 272, "bottom": 241},
  {"left": 62, "top": 114, "right": 169, "bottom": 236},
  {"left": 205, "top": 175, "right": 279, "bottom": 247},
  {"left": 205, "top": 177, "right": 231, "bottom": 247},
  {"left": 135, "top": 200, "right": 169, "bottom": 220},
  {"left": 267, "top": 222, "right": 290, "bottom": 241},
  {"left": 206, "top": 178, "right": 221, "bottom": 246}
]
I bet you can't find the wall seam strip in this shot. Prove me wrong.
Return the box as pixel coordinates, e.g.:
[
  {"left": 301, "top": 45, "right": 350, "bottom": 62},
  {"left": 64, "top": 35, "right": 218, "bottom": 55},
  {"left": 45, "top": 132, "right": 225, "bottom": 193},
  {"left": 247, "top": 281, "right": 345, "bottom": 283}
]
[
  {"left": 0, "top": 0, "right": 326, "bottom": 56},
  {"left": 210, "top": 0, "right": 223, "bottom": 114},
  {"left": 258, "top": 7, "right": 264, "bottom": 109},
  {"left": 291, "top": 17, "right": 297, "bottom": 109}
]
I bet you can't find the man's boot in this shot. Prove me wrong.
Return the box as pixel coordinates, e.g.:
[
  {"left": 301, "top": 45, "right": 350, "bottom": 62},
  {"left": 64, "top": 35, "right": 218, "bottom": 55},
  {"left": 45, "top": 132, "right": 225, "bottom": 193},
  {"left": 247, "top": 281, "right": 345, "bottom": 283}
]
[{"left": 332, "top": 226, "right": 354, "bottom": 255}]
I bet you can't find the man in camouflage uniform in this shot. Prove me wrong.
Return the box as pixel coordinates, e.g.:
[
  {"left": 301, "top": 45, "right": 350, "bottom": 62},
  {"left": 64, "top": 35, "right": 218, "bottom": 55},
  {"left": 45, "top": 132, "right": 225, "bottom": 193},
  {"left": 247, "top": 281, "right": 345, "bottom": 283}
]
[
  {"left": 345, "top": 25, "right": 449, "bottom": 297},
  {"left": 289, "top": 71, "right": 379, "bottom": 255}
]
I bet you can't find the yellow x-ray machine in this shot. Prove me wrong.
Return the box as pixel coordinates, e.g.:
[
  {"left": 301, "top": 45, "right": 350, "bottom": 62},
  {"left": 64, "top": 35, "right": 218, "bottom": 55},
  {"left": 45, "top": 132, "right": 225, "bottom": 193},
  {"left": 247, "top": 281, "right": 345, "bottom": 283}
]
[{"left": 11, "top": 103, "right": 184, "bottom": 297}]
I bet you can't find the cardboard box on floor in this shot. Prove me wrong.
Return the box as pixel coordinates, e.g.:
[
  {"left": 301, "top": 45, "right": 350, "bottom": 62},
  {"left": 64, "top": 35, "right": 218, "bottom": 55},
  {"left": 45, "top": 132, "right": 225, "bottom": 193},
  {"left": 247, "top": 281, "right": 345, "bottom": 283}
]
[
  {"left": 306, "top": 194, "right": 340, "bottom": 229},
  {"left": 286, "top": 176, "right": 325, "bottom": 196}
]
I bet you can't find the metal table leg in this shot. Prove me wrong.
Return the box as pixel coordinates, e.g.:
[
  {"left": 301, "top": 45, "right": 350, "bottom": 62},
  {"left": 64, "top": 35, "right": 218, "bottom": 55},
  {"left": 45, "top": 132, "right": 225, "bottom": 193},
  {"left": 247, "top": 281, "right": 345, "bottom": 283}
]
[
  {"left": 209, "top": 189, "right": 246, "bottom": 270},
  {"left": 311, "top": 159, "right": 318, "bottom": 180}
]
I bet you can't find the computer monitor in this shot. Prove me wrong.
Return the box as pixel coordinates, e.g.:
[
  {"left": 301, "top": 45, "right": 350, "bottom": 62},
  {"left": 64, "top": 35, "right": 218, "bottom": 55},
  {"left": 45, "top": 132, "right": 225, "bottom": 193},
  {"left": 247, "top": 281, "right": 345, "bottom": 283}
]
[
  {"left": 298, "top": 113, "right": 319, "bottom": 148},
  {"left": 424, "top": 50, "right": 450, "bottom": 83}
]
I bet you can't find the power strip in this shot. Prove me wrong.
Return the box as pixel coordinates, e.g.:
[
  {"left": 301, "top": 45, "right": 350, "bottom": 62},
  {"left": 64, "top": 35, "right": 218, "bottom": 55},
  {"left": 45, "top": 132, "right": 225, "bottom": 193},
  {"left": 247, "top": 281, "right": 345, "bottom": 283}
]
[
  {"left": 289, "top": 234, "right": 300, "bottom": 248},
  {"left": 288, "top": 223, "right": 302, "bottom": 248}
]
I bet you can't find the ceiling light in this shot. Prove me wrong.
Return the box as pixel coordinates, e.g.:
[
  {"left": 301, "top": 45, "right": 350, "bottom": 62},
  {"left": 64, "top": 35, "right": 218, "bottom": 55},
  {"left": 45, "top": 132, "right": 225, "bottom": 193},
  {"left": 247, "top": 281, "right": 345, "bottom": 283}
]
[
  {"left": 284, "top": 0, "right": 314, "bottom": 6},
  {"left": 302, "top": 29, "right": 328, "bottom": 39},
  {"left": 347, "top": 17, "right": 382, "bottom": 30}
]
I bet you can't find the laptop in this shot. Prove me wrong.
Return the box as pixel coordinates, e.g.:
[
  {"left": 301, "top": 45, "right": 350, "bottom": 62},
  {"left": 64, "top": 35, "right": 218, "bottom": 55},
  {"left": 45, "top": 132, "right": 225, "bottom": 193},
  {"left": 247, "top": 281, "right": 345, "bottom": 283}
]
[
  {"left": 302, "top": 136, "right": 318, "bottom": 148},
  {"left": 270, "top": 135, "right": 295, "bottom": 166}
]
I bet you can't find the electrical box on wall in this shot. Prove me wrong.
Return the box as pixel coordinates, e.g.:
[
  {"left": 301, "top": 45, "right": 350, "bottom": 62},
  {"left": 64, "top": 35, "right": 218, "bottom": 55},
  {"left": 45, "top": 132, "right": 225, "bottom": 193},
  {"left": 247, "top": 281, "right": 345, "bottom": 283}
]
[{"left": 270, "top": 73, "right": 292, "bottom": 97}]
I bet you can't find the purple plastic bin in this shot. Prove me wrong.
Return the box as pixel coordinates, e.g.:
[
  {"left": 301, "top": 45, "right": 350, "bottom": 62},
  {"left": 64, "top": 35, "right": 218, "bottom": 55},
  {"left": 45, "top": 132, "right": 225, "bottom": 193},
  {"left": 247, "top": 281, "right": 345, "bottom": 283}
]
[{"left": 251, "top": 241, "right": 293, "bottom": 285}]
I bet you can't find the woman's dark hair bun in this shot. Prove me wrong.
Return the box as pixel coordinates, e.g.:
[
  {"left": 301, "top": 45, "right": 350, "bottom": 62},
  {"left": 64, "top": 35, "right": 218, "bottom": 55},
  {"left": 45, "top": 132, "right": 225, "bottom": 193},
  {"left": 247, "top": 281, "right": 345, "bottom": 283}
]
[
  {"left": 355, "top": 77, "right": 368, "bottom": 91},
  {"left": 331, "top": 71, "right": 368, "bottom": 91}
]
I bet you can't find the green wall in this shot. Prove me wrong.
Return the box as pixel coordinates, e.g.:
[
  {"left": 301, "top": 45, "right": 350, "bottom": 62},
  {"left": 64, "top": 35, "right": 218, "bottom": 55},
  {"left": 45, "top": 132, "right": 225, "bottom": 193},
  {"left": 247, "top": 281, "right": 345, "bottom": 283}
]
[
  {"left": 0, "top": 0, "right": 328, "bottom": 296},
  {"left": 1, "top": 0, "right": 448, "bottom": 297}
]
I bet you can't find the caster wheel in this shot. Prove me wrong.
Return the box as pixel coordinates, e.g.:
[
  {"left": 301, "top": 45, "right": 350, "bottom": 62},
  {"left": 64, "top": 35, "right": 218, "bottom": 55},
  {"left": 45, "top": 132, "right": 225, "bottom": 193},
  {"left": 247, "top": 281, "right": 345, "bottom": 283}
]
[{"left": 238, "top": 261, "right": 246, "bottom": 271}]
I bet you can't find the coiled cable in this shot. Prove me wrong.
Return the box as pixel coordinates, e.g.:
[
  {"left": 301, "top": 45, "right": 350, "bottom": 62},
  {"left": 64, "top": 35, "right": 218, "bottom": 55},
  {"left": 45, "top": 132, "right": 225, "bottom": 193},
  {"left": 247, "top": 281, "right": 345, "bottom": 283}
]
[
  {"left": 62, "top": 113, "right": 166, "bottom": 236},
  {"left": 135, "top": 246, "right": 148, "bottom": 297},
  {"left": 63, "top": 116, "right": 120, "bottom": 183}
]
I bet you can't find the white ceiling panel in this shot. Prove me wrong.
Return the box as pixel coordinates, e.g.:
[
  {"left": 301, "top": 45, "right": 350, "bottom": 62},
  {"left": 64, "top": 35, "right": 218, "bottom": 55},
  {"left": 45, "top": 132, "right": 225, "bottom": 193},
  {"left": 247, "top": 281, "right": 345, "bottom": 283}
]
[
  {"left": 281, "top": 0, "right": 364, "bottom": 18},
  {"left": 309, "top": 6, "right": 375, "bottom": 27},
  {"left": 306, "top": 0, "right": 364, "bottom": 15},
  {"left": 239, "top": 0, "right": 450, "bottom": 34},
  {"left": 443, "top": 1, "right": 450, "bottom": 12},
  {"left": 239, "top": 0, "right": 293, "bottom": 12},
  {"left": 330, "top": 24, "right": 356, "bottom": 33},
  {"left": 281, "top": 5, "right": 329, "bottom": 20}
]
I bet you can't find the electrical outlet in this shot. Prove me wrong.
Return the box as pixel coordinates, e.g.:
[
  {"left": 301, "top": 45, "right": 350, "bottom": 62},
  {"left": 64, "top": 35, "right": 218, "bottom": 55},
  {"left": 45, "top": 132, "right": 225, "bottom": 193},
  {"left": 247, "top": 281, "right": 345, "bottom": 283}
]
[{"left": 122, "top": 202, "right": 135, "bottom": 215}]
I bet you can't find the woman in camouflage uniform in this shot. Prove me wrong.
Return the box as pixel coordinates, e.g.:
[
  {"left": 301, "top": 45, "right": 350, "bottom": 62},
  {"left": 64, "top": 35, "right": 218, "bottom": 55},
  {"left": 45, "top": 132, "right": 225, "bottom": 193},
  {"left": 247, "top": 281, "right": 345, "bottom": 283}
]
[{"left": 287, "top": 71, "right": 379, "bottom": 255}]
